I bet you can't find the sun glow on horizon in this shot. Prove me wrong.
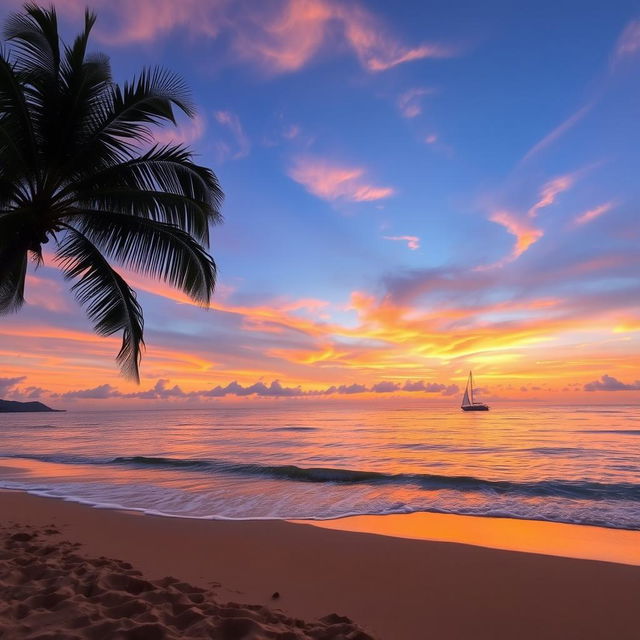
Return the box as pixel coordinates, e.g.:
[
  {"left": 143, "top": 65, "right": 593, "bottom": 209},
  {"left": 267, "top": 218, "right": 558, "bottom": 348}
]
[{"left": 0, "top": 1, "right": 638, "bottom": 407}]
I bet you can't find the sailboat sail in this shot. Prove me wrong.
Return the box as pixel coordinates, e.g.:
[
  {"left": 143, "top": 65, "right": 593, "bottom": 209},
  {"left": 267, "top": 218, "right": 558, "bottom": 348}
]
[
  {"left": 461, "top": 371, "right": 489, "bottom": 411},
  {"left": 461, "top": 383, "right": 471, "bottom": 407}
]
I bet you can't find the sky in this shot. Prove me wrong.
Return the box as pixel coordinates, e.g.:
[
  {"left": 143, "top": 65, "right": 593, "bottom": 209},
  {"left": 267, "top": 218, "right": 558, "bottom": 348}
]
[{"left": 1, "top": 0, "right": 640, "bottom": 407}]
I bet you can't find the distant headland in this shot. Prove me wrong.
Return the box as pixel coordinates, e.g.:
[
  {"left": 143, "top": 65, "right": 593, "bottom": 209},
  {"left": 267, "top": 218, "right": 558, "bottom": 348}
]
[{"left": 0, "top": 399, "right": 64, "bottom": 413}]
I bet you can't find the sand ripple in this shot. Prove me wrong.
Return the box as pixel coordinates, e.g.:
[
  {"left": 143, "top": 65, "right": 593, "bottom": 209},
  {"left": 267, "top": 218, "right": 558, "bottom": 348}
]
[{"left": 0, "top": 526, "right": 374, "bottom": 639}]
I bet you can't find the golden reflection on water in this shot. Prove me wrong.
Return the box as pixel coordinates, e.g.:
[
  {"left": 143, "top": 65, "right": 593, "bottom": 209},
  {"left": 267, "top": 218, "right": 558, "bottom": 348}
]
[{"left": 299, "top": 511, "right": 640, "bottom": 566}]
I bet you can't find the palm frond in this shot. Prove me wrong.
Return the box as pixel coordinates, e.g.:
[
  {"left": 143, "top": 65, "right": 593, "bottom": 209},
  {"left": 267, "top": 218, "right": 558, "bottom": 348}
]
[
  {"left": 4, "top": 3, "right": 60, "bottom": 77},
  {"left": 56, "top": 226, "right": 145, "bottom": 381},
  {"left": 0, "top": 245, "right": 27, "bottom": 314},
  {"left": 0, "top": 49, "right": 37, "bottom": 172},
  {"left": 68, "top": 212, "right": 217, "bottom": 304},
  {"left": 65, "top": 144, "right": 223, "bottom": 242}
]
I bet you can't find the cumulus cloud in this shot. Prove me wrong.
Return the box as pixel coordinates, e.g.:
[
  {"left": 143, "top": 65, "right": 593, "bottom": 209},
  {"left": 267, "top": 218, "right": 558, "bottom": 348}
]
[
  {"left": 61, "top": 384, "right": 120, "bottom": 399},
  {"left": 57, "top": 378, "right": 460, "bottom": 400},
  {"left": 371, "top": 381, "right": 400, "bottom": 393},
  {"left": 289, "top": 156, "right": 394, "bottom": 203},
  {"left": 128, "top": 379, "right": 187, "bottom": 399},
  {"left": 584, "top": 374, "right": 640, "bottom": 391},
  {"left": 0, "top": 376, "right": 26, "bottom": 397}
]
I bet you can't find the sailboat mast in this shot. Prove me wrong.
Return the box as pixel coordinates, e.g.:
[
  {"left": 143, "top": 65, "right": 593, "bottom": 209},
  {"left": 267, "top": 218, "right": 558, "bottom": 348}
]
[{"left": 470, "top": 371, "right": 474, "bottom": 404}]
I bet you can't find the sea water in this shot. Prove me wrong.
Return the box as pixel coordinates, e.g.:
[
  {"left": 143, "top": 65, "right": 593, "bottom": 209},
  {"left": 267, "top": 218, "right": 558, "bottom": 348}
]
[{"left": 0, "top": 404, "right": 638, "bottom": 529}]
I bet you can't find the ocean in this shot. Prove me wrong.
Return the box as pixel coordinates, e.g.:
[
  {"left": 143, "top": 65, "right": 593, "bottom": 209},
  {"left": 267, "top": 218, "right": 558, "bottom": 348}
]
[{"left": 1, "top": 404, "right": 639, "bottom": 530}]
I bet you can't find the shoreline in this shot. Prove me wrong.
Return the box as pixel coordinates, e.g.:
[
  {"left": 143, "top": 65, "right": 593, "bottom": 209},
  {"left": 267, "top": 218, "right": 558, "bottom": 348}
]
[
  {"left": 2, "top": 489, "right": 640, "bottom": 639},
  {"left": 5, "top": 477, "right": 640, "bottom": 566}
]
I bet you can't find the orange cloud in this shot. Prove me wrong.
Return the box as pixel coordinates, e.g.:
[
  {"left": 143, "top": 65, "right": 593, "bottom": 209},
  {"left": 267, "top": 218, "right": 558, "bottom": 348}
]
[
  {"left": 384, "top": 235, "right": 421, "bottom": 250},
  {"left": 572, "top": 202, "right": 614, "bottom": 226},
  {"left": 527, "top": 173, "right": 575, "bottom": 218},
  {"left": 478, "top": 210, "right": 544, "bottom": 270},
  {"left": 288, "top": 156, "right": 394, "bottom": 202}
]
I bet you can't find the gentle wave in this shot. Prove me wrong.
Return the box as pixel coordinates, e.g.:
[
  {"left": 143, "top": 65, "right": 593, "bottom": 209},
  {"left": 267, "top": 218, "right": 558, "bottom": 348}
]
[{"left": 5, "top": 453, "right": 640, "bottom": 502}]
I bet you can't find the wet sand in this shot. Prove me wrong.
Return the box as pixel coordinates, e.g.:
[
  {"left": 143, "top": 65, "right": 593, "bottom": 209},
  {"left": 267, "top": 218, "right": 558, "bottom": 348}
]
[{"left": 2, "top": 490, "right": 640, "bottom": 639}]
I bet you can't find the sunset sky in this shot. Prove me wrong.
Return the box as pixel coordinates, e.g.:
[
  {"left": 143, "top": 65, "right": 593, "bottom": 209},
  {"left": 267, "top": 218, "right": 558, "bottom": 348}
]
[{"left": 1, "top": 0, "right": 640, "bottom": 406}]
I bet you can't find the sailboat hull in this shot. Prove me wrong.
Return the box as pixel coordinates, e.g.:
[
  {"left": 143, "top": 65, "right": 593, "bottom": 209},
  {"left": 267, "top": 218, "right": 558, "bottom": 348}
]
[{"left": 461, "top": 404, "right": 489, "bottom": 411}]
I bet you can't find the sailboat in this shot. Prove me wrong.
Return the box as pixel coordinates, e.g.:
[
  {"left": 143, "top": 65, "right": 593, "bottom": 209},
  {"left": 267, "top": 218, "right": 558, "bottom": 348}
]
[{"left": 461, "top": 371, "right": 489, "bottom": 411}]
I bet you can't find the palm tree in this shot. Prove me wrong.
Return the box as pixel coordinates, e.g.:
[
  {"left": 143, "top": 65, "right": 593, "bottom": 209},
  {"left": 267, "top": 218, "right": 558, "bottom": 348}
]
[{"left": 0, "top": 4, "right": 222, "bottom": 382}]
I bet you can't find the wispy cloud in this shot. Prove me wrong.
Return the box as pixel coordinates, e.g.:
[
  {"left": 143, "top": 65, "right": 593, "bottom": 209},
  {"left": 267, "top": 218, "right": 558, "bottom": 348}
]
[
  {"left": 572, "top": 202, "right": 614, "bottom": 227},
  {"left": 477, "top": 211, "right": 543, "bottom": 270},
  {"left": 397, "top": 87, "right": 435, "bottom": 118},
  {"left": 384, "top": 235, "right": 421, "bottom": 250},
  {"left": 53, "top": 0, "right": 456, "bottom": 75},
  {"left": 478, "top": 172, "right": 579, "bottom": 269},
  {"left": 527, "top": 173, "right": 576, "bottom": 218},
  {"left": 521, "top": 103, "right": 593, "bottom": 164},
  {"left": 288, "top": 156, "right": 394, "bottom": 202},
  {"left": 233, "top": 0, "right": 455, "bottom": 74},
  {"left": 213, "top": 110, "right": 250, "bottom": 160},
  {"left": 152, "top": 113, "right": 207, "bottom": 146},
  {"left": 612, "top": 19, "right": 640, "bottom": 65},
  {"left": 92, "top": 0, "right": 223, "bottom": 45}
]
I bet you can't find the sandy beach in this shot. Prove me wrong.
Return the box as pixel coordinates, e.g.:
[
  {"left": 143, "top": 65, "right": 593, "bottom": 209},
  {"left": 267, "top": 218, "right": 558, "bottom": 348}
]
[{"left": 2, "top": 490, "right": 640, "bottom": 639}]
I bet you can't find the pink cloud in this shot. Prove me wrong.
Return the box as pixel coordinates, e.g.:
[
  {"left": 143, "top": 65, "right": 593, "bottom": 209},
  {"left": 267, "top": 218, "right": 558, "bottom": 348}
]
[
  {"left": 333, "top": 2, "right": 454, "bottom": 72},
  {"left": 613, "top": 20, "right": 640, "bottom": 63},
  {"left": 213, "top": 110, "right": 250, "bottom": 160},
  {"left": 527, "top": 173, "right": 575, "bottom": 218},
  {"left": 24, "top": 273, "right": 71, "bottom": 313},
  {"left": 521, "top": 103, "right": 593, "bottom": 163},
  {"left": 93, "top": 0, "right": 224, "bottom": 45},
  {"left": 425, "top": 134, "right": 438, "bottom": 144},
  {"left": 152, "top": 113, "right": 206, "bottom": 146},
  {"left": 572, "top": 202, "right": 614, "bottom": 227},
  {"left": 234, "top": 0, "right": 454, "bottom": 74},
  {"left": 384, "top": 235, "right": 421, "bottom": 250},
  {"left": 476, "top": 210, "right": 543, "bottom": 270},
  {"left": 397, "top": 88, "right": 436, "bottom": 118},
  {"left": 288, "top": 156, "right": 394, "bottom": 203},
  {"left": 283, "top": 124, "right": 301, "bottom": 139},
  {"left": 52, "top": 0, "right": 455, "bottom": 75},
  {"left": 477, "top": 171, "right": 579, "bottom": 269}
]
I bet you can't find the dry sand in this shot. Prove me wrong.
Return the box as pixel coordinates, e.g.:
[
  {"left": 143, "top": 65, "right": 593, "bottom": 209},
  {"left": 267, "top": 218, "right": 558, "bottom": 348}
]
[{"left": 1, "top": 490, "right": 640, "bottom": 639}]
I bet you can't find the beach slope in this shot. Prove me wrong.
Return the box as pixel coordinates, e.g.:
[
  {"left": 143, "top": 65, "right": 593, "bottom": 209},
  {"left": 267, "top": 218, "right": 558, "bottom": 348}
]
[{"left": 1, "top": 491, "right": 639, "bottom": 639}]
